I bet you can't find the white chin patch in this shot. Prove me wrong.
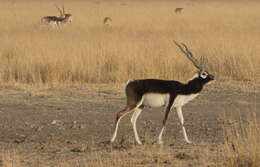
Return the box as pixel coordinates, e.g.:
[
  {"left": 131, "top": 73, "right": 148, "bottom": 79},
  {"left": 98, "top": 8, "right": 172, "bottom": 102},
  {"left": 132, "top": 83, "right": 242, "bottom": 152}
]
[{"left": 201, "top": 75, "right": 207, "bottom": 79}]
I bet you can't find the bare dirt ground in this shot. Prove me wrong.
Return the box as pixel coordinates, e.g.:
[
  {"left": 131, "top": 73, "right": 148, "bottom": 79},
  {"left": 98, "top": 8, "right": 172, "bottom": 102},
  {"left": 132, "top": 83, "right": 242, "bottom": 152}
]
[{"left": 0, "top": 82, "right": 259, "bottom": 167}]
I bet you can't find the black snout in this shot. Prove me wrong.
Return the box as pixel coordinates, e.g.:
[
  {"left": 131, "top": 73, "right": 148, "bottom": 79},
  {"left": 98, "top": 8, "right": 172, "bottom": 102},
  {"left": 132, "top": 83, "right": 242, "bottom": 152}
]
[{"left": 208, "top": 74, "right": 215, "bottom": 80}]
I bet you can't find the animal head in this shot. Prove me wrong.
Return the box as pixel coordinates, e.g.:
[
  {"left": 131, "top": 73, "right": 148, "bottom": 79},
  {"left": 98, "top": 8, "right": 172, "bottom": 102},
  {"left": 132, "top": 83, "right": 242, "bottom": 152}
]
[
  {"left": 197, "top": 70, "right": 215, "bottom": 84},
  {"left": 104, "top": 17, "right": 112, "bottom": 25},
  {"left": 55, "top": 5, "right": 72, "bottom": 20},
  {"left": 64, "top": 13, "right": 73, "bottom": 22}
]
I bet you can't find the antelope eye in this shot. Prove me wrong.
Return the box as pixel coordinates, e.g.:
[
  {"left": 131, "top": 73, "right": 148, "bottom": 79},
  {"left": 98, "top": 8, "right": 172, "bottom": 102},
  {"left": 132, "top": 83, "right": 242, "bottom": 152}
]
[{"left": 200, "top": 71, "right": 208, "bottom": 78}]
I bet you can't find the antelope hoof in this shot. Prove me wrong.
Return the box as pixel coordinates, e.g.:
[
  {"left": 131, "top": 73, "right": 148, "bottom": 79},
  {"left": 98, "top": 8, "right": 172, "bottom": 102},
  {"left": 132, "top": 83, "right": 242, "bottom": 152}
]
[
  {"left": 137, "top": 141, "right": 142, "bottom": 145},
  {"left": 158, "top": 140, "right": 164, "bottom": 145},
  {"left": 185, "top": 140, "right": 192, "bottom": 144}
]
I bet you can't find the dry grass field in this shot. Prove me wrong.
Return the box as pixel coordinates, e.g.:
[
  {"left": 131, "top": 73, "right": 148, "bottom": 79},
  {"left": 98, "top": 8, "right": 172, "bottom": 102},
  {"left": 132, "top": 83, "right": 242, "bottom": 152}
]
[
  {"left": 0, "top": 0, "right": 260, "bottom": 167},
  {"left": 0, "top": 0, "right": 259, "bottom": 85}
]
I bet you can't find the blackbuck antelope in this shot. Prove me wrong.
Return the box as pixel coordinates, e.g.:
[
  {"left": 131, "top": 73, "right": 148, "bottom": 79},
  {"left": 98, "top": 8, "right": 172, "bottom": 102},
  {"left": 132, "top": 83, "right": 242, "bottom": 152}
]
[
  {"left": 111, "top": 41, "right": 215, "bottom": 145},
  {"left": 103, "top": 17, "right": 112, "bottom": 25},
  {"left": 41, "top": 5, "right": 72, "bottom": 25},
  {"left": 175, "top": 8, "right": 184, "bottom": 14}
]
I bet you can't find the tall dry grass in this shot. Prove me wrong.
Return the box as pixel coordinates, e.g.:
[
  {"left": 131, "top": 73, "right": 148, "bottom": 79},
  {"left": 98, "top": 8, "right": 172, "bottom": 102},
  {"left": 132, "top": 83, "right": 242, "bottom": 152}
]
[
  {"left": 0, "top": 149, "right": 21, "bottom": 167},
  {"left": 222, "top": 113, "right": 260, "bottom": 167},
  {"left": 0, "top": 1, "right": 260, "bottom": 85}
]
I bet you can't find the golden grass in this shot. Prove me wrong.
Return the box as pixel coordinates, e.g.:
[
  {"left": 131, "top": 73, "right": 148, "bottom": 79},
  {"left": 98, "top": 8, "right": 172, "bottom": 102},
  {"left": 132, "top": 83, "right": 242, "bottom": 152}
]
[
  {"left": 0, "top": 1, "right": 260, "bottom": 84},
  {"left": 0, "top": 149, "right": 21, "bottom": 167},
  {"left": 223, "top": 114, "right": 260, "bottom": 167},
  {"left": 0, "top": 1, "right": 259, "bottom": 85}
]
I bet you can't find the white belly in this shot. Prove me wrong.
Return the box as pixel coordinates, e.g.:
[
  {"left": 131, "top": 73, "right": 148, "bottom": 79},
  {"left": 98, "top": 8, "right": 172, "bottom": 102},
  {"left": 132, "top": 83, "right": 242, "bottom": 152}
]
[
  {"left": 143, "top": 93, "right": 169, "bottom": 108},
  {"left": 173, "top": 94, "right": 199, "bottom": 107}
]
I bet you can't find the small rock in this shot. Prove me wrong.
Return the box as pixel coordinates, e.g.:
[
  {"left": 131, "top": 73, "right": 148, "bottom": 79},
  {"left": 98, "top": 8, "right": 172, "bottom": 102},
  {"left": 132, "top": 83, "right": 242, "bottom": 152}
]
[
  {"left": 128, "top": 152, "right": 133, "bottom": 156},
  {"left": 58, "top": 127, "right": 65, "bottom": 130},
  {"left": 53, "top": 149, "right": 61, "bottom": 153},
  {"left": 71, "top": 147, "right": 86, "bottom": 153},
  {"left": 79, "top": 124, "right": 86, "bottom": 129},
  {"left": 30, "top": 124, "right": 36, "bottom": 128},
  {"left": 163, "top": 160, "right": 171, "bottom": 164},
  {"left": 98, "top": 140, "right": 111, "bottom": 147},
  {"left": 14, "top": 135, "right": 26, "bottom": 144},
  {"left": 51, "top": 120, "right": 57, "bottom": 124},
  {"left": 66, "top": 140, "right": 77, "bottom": 144},
  {"left": 71, "top": 124, "right": 77, "bottom": 129},
  {"left": 36, "top": 126, "right": 44, "bottom": 132},
  {"left": 39, "top": 95, "right": 46, "bottom": 98},
  {"left": 35, "top": 145, "right": 44, "bottom": 150},
  {"left": 175, "top": 153, "right": 192, "bottom": 160},
  {"left": 51, "top": 120, "right": 62, "bottom": 125}
]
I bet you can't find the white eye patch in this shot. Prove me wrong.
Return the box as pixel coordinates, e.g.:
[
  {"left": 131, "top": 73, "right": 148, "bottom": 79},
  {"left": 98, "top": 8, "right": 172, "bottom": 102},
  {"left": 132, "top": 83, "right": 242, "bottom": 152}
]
[{"left": 200, "top": 71, "right": 208, "bottom": 79}]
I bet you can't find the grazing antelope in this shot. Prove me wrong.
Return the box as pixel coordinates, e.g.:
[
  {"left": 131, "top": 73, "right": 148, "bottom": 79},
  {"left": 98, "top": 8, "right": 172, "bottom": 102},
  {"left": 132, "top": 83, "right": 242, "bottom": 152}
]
[
  {"left": 110, "top": 41, "right": 215, "bottom": 145},
  {"left": 41, "top": 5, "right": 62, "bottom": 25},
  {"left": 41, "top": 5, "right": 72, "bottom": 25},
  {"left": 175, "top": 8, "right": 184, "bottom": 14},
  {"left": 103, "top": 17, "right": 112, "bottom": 26}
]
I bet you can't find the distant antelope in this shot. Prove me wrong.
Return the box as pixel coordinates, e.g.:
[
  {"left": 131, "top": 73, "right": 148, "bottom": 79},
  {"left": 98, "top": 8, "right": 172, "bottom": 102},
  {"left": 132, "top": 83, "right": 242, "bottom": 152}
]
[
  {"left": 103, "top": 17, "right": 112, "bottom": 26},
  {"left": 175, "top": 8, "right": 184, "bottom": 14},
  {"left": 110, "top": 41, "right": 215, "bottom": 145},
  {"left": 41, "top": 5, "right": 72, "bottom": 26}
]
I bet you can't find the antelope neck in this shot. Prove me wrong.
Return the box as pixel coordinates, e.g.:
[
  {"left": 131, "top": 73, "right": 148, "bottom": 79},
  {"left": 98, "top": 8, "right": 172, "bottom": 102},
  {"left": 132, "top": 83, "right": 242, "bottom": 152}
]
[{"left": 180, "top": 78, "right": 205, "bottom": 95}]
